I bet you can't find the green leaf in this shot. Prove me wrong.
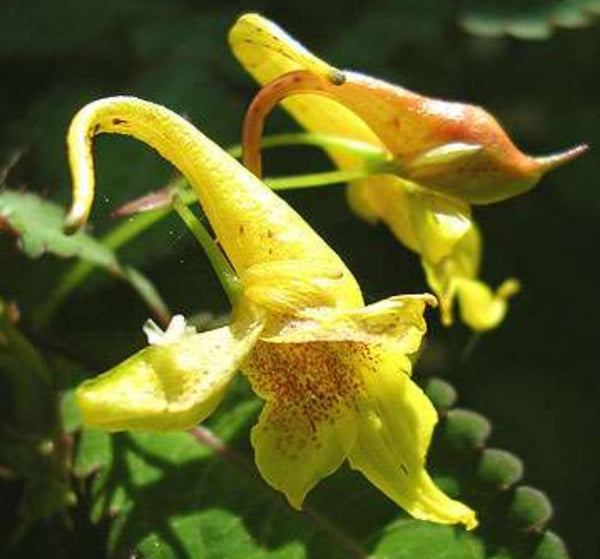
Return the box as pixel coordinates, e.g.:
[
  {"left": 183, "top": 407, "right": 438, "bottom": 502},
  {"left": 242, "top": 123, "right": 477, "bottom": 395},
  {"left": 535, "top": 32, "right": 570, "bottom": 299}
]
[
  {"left": 72, "top": 375, "right": 570, "bottom": 559},
  {"left": 0, "top": 189, "right": 120, "bottom": 268},
  {"left": 0, "top": 189, "right": 169, "bottom": 323},
  {"left": 374, "top": 521, "right": 485, "bottom": 559},
  {"left": 508, "top": 487, "right": 553, "bottom": 530},
  {"left": 476, "top": 449, "right": 524, "bottom": 490},
  {"left": 459, "top": 0, "right": 600, "bottom": 40}
]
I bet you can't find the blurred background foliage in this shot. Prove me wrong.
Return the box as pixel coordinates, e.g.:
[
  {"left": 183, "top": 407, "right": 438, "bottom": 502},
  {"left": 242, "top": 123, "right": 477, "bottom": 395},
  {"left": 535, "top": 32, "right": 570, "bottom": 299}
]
[{"left": 0, "top": 1, "right": 599, "bottom": 558}]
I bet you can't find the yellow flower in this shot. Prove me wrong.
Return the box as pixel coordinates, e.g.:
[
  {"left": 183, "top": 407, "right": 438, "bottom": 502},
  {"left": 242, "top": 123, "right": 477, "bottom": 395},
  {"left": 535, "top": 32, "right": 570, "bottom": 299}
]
[
  {"left": 67, "top": 96, "right": 476, "bottom": 528},
  {"left": 229, "top": 13, "right": 585, "bottom": 330}
]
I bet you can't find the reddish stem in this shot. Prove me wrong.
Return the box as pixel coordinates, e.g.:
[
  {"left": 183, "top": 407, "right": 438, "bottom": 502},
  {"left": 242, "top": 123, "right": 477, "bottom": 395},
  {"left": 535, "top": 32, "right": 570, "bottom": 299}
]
[{"left": 242, "top": 70, "right": 339, "bottom": 177}]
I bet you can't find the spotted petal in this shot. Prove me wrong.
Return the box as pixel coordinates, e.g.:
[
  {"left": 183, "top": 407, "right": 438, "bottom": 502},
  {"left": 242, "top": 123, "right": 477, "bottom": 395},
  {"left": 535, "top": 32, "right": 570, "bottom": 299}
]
[
  {"left": 251, "top": 395, "right": 357, "bottom": 509},
  {"left": 243, "top": 293, "right": 438, "bottom": 508},
  {"left": 246, "top": 337, "right": 367, "bottom": 507}
]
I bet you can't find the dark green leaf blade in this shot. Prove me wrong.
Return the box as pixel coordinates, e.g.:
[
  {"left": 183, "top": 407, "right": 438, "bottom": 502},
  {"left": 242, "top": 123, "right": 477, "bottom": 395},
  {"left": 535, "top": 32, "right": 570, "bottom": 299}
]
[
  {"left": 72, "top": 375, "right": 571, "bottom": 559},
  {"left": 0, "top": 189, "right": 169, "bottom": 322},
  {"left": 0, "top": 189, "right": 120, "bottom": 269}
]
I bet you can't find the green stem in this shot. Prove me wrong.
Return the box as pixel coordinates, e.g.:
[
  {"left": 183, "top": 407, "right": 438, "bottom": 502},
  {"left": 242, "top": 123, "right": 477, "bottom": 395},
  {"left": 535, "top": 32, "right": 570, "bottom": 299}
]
[
  {"left": 171, "top": 196, "right": 241, "bottom": 305},
  {"left": 267, "top": 164, "right": 393, "bottom": 190},
  {"left": 0, "top": 300, "right": 55, "bottom": 431},
  {"left": 168, "top": 165, "right": 392, "bottom": 198},
  {"left": 0, "top": 315, "right": 51, "bottom": 386},
  {"left": 227, "top": 132, "right": 389, "bottom": 163}
]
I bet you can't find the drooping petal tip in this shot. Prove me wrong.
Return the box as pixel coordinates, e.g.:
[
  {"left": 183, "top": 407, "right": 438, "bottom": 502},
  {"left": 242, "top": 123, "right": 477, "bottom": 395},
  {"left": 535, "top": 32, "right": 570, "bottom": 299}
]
[
  {"left": 63, "top": 201, "right": 90, "bottom": 235},
  {"left": 348, "top": 352, "right": 478, "bottom": 529}
]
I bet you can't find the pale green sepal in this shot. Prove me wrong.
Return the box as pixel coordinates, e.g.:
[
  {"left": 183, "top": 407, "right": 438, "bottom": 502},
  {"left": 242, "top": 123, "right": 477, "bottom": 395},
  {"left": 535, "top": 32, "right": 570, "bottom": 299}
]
[
  {"left": 76, "top": 317, "right": 263, "bottom": 431},
  {"left": 348, "top": 356, "right": 478, "bottom": 529},
  {"left": 409, "top": 142, "right": 483, "bottom": 170}
]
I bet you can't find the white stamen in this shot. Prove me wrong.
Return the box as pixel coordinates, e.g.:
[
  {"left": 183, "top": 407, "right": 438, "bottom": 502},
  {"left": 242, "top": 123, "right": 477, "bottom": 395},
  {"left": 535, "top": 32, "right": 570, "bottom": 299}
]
[{"left": 143, "top": 314, "right": 197, "bottom": 346}]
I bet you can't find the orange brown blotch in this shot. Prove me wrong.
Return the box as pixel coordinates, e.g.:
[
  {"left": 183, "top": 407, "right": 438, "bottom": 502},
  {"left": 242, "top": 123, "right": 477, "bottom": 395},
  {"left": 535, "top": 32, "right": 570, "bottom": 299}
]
[{"left": 242, "top": 70, "right": 586, "bottom": 204}]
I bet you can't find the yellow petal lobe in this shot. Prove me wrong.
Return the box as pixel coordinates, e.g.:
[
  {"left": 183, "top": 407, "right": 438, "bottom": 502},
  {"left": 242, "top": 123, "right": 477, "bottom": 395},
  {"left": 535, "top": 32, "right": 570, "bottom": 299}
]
[
  {"left": 251, "top": 397, "right": 357, "bottom": 509},
  {"left": 348, "top": 354, "right": 478, "bottom": 529},
  {"left": 246, "top": 339, "right": 364, "bottom": 507},
  {"left": 262, "top": 294, "right": 435, "bottom": 356},
  {"left": 454, "top": 277, "right": 521, "bottom": 331},
  {"left": 76, "top": 315, "right": 263, "bottom": 431}
]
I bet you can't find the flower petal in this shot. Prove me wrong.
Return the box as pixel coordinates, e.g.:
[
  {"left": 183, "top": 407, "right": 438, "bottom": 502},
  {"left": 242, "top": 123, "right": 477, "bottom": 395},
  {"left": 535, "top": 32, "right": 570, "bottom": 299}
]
[
  {"left": 262, "top": 294, "right": 436, "bottom": 358},
  {"left": 65, "top": 96, "right": 357, "bottom": 290},
  {"left": 76, "top": 316, "right": 263, "bottom": 431},
  {"left": 246, "top": 296, "right": 434, "bottom": 509},
  {"left": 348, "top": 358, "right": 478, "bottom": 529},
  {"left": 246, "top": 333, "right": 378, "bottom": 508},
  {"left": 243, "top": 294, "right": 444, "bottom": 514},
  {"left": 241, "top": 259, "right": 362, "bottom": 317},
  {"left": 409, "top": 186, "right": 472, "bottom": 265},
  {"left": 251, "top": 399, "right": 356, "bottom": 509},
  {"left": 346, "top": 176, "right": 420, "bottom": 252},
  {"left": 229, "top": 13, "right": 383, "bottom": 172},
  {"left": 420, "top": 221, "right": 520, "bottom": 330},
  {"left": 454, "top": 277, "right": 521, "bottom": 331}
]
